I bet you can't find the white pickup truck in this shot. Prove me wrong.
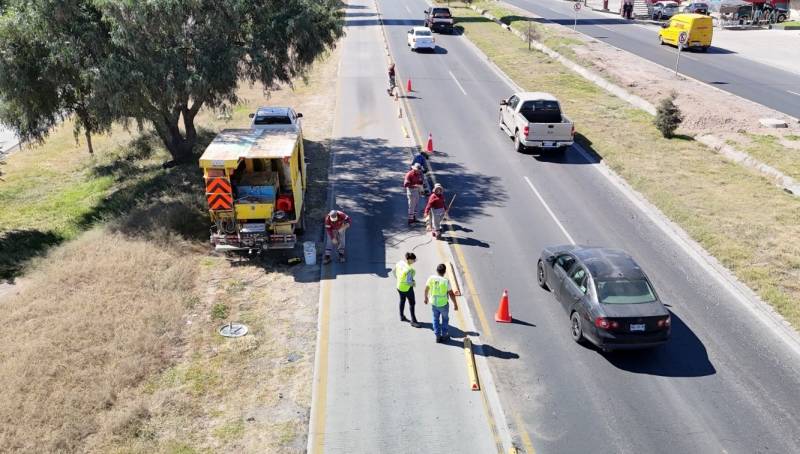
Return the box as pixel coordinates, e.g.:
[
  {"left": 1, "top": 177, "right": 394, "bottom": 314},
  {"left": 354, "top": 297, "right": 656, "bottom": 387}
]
[{"left": 499, "top": 92, "right": 574, "bottom": 152}]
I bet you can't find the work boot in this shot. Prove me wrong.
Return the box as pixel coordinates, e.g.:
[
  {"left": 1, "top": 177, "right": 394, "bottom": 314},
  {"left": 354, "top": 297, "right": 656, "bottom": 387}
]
[
  {"left": 338, "top": 252, "right": 346, "bottom": 263},
  {"left": 410, "top": 321, "right": 421, "bottom": 328},
  {"left": 435, "top": 336, "right": 442, "bottom": 343},
  {"left": 400, "top": 316, "right": 410, "bottom": 322}
]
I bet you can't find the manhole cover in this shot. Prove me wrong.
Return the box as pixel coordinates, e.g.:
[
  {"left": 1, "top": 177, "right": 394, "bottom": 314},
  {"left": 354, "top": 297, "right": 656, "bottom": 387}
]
[{"left": 218, "top": 322, "right": 248, "bottom": 338}]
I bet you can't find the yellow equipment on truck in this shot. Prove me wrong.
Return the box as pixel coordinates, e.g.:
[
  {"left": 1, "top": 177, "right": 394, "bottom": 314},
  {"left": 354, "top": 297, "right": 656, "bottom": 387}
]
[{"left": 199, "top": 128, "right": 306, "bottom": 252}]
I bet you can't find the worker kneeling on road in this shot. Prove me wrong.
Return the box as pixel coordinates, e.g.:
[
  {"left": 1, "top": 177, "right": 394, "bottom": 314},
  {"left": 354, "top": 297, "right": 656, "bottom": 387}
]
[
  {"left": 324, "top": 209, "right": 351, "bottom": 264},
  {"left": 425, "top": 263, "right": 459, "bottom": 343},
  {"left": 424, "top": 183, "right": 447, "bottom": 238},
  {"left": 404, "top": 163, "right": 424, "bottom": 224}
]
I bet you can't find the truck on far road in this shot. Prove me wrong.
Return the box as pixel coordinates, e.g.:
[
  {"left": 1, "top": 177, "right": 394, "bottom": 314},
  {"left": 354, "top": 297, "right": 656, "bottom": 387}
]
[
  {"left": 499, "top": 92, "right": 575, "bottom": 153},
  {"left": 423, "top": 7, "right": 454, "bottom": 33}
]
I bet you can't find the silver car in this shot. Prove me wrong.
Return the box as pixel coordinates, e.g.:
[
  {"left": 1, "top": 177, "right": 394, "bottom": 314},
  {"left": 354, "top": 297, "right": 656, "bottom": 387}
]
[{"left": 537, "top": 245, "right": 671, "bottom": 352}]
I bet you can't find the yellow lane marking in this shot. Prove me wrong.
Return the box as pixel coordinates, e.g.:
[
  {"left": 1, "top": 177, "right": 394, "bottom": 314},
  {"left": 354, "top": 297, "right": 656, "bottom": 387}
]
[
  {"left": 310, "top": 278, "right": 332, "bottom": 454},
  {"left": 512, "top": 409, "right": 536, "bottom": 453}
]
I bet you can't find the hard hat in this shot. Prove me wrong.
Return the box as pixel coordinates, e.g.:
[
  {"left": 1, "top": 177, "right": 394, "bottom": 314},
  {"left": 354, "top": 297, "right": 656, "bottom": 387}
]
[
  {"left": 329, "top": 210, "right": 339, "bottom": 220},
  {"left": 433, "top": 183, "right": 443, "bottom": 191},
  {"left": 412, "top": 163, "right": 423, "bottom": 170}
]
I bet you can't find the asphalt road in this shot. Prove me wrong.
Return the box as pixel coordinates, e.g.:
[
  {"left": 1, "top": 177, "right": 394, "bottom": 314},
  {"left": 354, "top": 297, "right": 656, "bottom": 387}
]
[
  {"left": 504, "top": 0, "right": 800, "bottom": 119},
  {"left": 308, "top": 1, "right": 500, "bottom": 451},
  {"left": 374, "top": 0, "right": 800, "bottom": 452}
]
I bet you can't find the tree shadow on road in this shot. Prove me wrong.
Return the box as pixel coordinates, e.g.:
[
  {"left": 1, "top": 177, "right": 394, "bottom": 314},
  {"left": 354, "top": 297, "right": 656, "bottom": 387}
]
[{"left": 601, "top": 311, "right": 716, "bottom": 377}]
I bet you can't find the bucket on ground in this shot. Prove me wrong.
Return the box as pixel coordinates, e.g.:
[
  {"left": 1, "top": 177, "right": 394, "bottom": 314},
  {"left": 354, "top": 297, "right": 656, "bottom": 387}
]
[{"left": 303, "top": 241, "right": 317, "bottom": 265}]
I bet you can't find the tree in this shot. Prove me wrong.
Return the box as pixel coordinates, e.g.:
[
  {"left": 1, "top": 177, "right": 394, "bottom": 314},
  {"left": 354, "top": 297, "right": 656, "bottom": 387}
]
[
  {"left": 96, "top": 0, "right": 343, "bottom": 163},
  {"left": 654, "top": 91, "right": 683, "bottom": 139},
  {"left": 0, "top": 1, "right": 113, "bottom": 154}
]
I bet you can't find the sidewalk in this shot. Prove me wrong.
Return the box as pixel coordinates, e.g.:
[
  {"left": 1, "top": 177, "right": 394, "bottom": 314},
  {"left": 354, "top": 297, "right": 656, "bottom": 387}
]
[{"left": 306, "top": 0, "right": 500, "bottom": 452}]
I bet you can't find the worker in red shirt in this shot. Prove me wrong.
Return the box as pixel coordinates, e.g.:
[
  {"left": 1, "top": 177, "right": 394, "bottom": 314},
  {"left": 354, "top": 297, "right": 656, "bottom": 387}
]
[
  {"left": 424, "top": 183, "right": 447, "bottom": 238},
  {"left": 403, "top": 163, "right": 424, "bottom": 225},
  {"left": 324, "top": 209, "right": 351, "bottom": 264}
]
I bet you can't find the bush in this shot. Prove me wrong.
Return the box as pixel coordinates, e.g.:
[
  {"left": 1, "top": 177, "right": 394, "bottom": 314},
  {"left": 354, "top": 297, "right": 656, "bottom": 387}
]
[{"left": 654, "top": 91, "right": 683, "bottom": 138}]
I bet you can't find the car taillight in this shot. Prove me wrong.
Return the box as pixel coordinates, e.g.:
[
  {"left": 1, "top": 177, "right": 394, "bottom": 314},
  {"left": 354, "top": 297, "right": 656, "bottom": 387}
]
[
  {"left": 595, "top": 317, "right": 619, "bottom": 330},
  {"left": 657, "top": 315, "right": 671, "bottom": 328},
  {"left": 523, "top": 126, "right": 529, "bottom": 137},
  {"left": 571, "top": 124, "right": 575, "bottom": 136}
]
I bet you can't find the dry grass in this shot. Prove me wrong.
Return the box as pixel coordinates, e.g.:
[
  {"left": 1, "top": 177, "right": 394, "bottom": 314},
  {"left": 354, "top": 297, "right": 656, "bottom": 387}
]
[
  {"left": 0, "top": 40, "right": 341, "bottom": 453},
  {"left": 444, "top": 2, "right": 800, "bottom": 327},
  {"left": 0, "top": 229, "right": 200, "bottom": 452}
]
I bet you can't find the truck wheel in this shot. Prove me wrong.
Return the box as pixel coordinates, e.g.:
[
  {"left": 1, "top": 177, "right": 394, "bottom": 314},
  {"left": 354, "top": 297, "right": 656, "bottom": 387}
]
[{"left": 514, "top": 133, "right": 524, "bottom": 152}]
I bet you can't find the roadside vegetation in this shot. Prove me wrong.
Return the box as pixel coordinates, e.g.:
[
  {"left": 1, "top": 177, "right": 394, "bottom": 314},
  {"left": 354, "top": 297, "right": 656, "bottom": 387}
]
[
  {"left": 0, "top": 33, "right": 339, "bottom": 454},
  {"left": 440, "top": 1, "right": 800, "bottom": 328}
]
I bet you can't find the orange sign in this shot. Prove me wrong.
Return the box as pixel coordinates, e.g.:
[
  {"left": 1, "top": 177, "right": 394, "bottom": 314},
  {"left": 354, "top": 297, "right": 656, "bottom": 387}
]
[{"left": 205, "top": 177, "right": 233, "bottom": 210}]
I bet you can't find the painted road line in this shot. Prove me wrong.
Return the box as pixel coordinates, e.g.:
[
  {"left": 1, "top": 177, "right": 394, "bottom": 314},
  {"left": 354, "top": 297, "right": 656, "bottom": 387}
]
[
  {"left": 523, "top": 176, "right": 576, "bottom": 245},
  {"left": 788, "top": 91, "right": 800, "bottom": 97},
  {"left": 405, "top": 3, "right": 411, "bottom": 14},
  {"left": 308, "top": 278, "right": 332, "bottom": 454},
  {"left": 512, "top": 409, "right": 537, "bottom": 454},
  {"left": 449, "top": 70, "right": 468, "bottom": 95}
]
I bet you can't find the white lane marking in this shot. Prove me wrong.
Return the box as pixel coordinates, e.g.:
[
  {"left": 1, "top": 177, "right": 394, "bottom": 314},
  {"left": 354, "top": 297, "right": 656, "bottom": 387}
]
[
  {"left": 788, "top": 90, "right": 800, "bottom": 97},
  {"left": 594, "top": 25, "right": 614, "bottom": 33},
  {"left": 449, "top": 70, "right": 468, "bottom": 95},
  {"left": 523, "top": 176, "right": 576, "bottom": 245},
  {"left": 405, "top": 4, "right": 411, "bottom": 14}
]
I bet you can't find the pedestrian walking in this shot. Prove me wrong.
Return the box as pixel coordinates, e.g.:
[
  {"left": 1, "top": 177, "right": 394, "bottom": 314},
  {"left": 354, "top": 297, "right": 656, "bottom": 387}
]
[
  {"left": 424, "top": 263, "right": 459, "bottom": 343},
  {"left": 387, "top": 62, "right": 397, "bottom": 96},
  {"left": 424, "top": 183, "right": 447, "bottom": 238},
  {"left": 395, "top": 252, "right": 420, "bottom": 327},
  {"left": 404, "top": 163, "right": 424, "bottom": 224},
  {"left": 323, "top": 209, "right": 351, "bottom": 264}
]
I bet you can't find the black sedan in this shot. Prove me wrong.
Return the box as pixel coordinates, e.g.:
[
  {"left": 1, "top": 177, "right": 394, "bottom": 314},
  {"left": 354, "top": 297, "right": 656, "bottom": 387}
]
[{"left": 537, "top": 245, "right": 671, "bottom": 352}]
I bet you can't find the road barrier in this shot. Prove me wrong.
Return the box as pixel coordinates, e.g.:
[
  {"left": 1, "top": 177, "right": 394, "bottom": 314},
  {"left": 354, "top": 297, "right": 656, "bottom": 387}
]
[{"left": 463, "top": 337, "right": 480, "bottom": 391}]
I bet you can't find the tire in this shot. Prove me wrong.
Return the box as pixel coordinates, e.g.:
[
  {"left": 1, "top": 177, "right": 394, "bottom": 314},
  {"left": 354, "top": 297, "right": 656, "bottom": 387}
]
[
  {"left": 499, "top": 112, "right": 505, "bottom": 131},
  {"left": 570, "top": 312, "right": 585, "bottom": 344},
  {"left": 514, "top": 132, "right": 525, "bottom": 152},
  {"left": 537, "top": 260, "right": 549, "bottom": 290},
  {"left": 778, "top": 14, "right": 786, "bottom": 23}
]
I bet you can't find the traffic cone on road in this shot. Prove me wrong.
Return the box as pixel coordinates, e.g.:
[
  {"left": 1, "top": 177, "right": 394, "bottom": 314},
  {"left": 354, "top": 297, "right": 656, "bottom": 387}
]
[
  {"left": 426, "top": 133, "right": 434, "bottom": 153},
  {"left": 495, "top": 289, "right": 512, "bottom": 323},
  {"left": 407, "top": 78, "right": 413, "bottom": 92}
]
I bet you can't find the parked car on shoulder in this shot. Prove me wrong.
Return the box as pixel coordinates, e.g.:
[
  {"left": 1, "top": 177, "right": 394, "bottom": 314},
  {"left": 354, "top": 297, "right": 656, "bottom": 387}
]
[
  {"left": 424, "top": 7, "right": 454, "bottom": 33},
  {"left": 537, "top": 246, "right": 672, "bottom": 352},
  {"left": 652, "top": 1, "right": 680, "bottom": 20},
  {"left": 682, "top": 2, "right": 709, "bottom": 15},
  {"left": 249, "top": 107, "right": 303, "bottom": 133},
  {"left": 407, "top": 26, "right": 436, "bottom": 52},
  {"left": 498, "top": 92, "right": 574, "bottom": 153}
]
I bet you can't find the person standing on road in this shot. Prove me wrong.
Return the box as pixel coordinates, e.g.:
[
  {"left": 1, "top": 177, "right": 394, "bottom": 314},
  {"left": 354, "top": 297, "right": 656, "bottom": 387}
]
[
  {"left": 388, "top": 62, "right": 397, "bottom": 95},
  {"left": 324, "top": 209, "right": 351, "bottom": 264},
  {"left": 424, "top": 263, "right": 459, "bottom": 343},
  {"left": 395, "top": 252, "right": 421, "bottom": 327},
  {"left": 404, "top": 163, "right": 424, "bottom": 224},
  {"left": 424, "top": 183, "right": 447, "bottom": 238}
]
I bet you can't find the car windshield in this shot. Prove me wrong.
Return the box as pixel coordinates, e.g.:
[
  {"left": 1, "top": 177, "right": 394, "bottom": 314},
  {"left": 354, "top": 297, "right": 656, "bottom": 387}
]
[
  {"left": 254, "top": 115, "right": 292, "bottom": 125},
  {"left": 416, "top": 30, "right": 432, "bottom": 36},
  {"left": 596, "top": 279, "right": 657, "bottom": 304}
]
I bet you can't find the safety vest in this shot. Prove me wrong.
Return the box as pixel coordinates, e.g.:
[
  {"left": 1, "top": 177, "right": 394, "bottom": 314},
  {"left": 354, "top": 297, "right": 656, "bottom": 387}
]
[
  {"left": 427, "top": 276, "right": 449, "bottom": 307},
  {"left": 396, "top": 261, "right": 415, "bottom": 292}
]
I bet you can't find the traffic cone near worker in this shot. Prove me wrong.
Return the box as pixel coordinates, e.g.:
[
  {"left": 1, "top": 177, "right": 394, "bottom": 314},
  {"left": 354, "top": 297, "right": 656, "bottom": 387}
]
[
  {"left": 425, "top": 263, "right": 459, "bottom": 344},
  {"left": 406, "top": 78, "right": 413, "bottom": 92},
  {"left": 495, "top": 289, "right": 512, "bottom": 323},
  {"left": 403, "top": 163, "right": 425, "bottom": 225},
  {"left": 425, "top": 133, "right": 434, "bottom": 153},
  {"left": 323, "top": 209, "right": 351, "bottom": 264},
  {"left": 394, "top": 252, "right": 421, "bottom": 328}
]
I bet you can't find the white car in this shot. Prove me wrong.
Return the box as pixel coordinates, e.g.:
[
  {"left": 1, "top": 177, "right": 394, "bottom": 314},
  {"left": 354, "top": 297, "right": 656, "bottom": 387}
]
[
  {"left": 406, "top": 26, "right": 435, "bottom": 52},
  {"left": 248, "top": 106, "right": 302, "bottom": 132}
]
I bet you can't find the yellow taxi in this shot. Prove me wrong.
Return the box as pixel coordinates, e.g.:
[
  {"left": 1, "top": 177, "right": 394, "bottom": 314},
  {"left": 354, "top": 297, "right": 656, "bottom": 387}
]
[{"left": 659, "top": 13, "right": 713, "bottom": 52}]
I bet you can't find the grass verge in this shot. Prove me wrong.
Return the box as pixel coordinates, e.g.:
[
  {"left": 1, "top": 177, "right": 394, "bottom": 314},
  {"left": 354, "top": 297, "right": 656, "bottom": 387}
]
[
  {"left": 0, "top": 40, "right": 340, "bottom": 453},
  {"left": 442, "top": 1, "right": 800, "bottom": 328}
]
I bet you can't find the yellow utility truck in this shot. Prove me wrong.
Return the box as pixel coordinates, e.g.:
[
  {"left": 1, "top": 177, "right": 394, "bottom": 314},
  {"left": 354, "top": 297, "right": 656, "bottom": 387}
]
[{"left": 199, "top": 128, "right": 306, "bottom": 252}]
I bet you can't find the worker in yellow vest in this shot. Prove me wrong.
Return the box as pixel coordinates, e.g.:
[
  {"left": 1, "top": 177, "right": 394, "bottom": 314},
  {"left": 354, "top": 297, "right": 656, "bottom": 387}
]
[
  {"left": 424, "top": 263, "right": 459, "bottom": 343},
  {"left": 394, "top": 252, "right": 420, "bottom": 327}
]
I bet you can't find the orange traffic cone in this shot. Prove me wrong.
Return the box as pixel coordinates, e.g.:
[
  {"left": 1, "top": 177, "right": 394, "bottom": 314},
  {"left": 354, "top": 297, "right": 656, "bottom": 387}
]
[
  {"left": 426, "top": 133, "right": 434, "bottom": 153},
  {"left": 406, "top": 78, "right": 413, "bottom": 92},
  {"left": 495, "top": 289, "right": 512, "bottom": 323}
]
